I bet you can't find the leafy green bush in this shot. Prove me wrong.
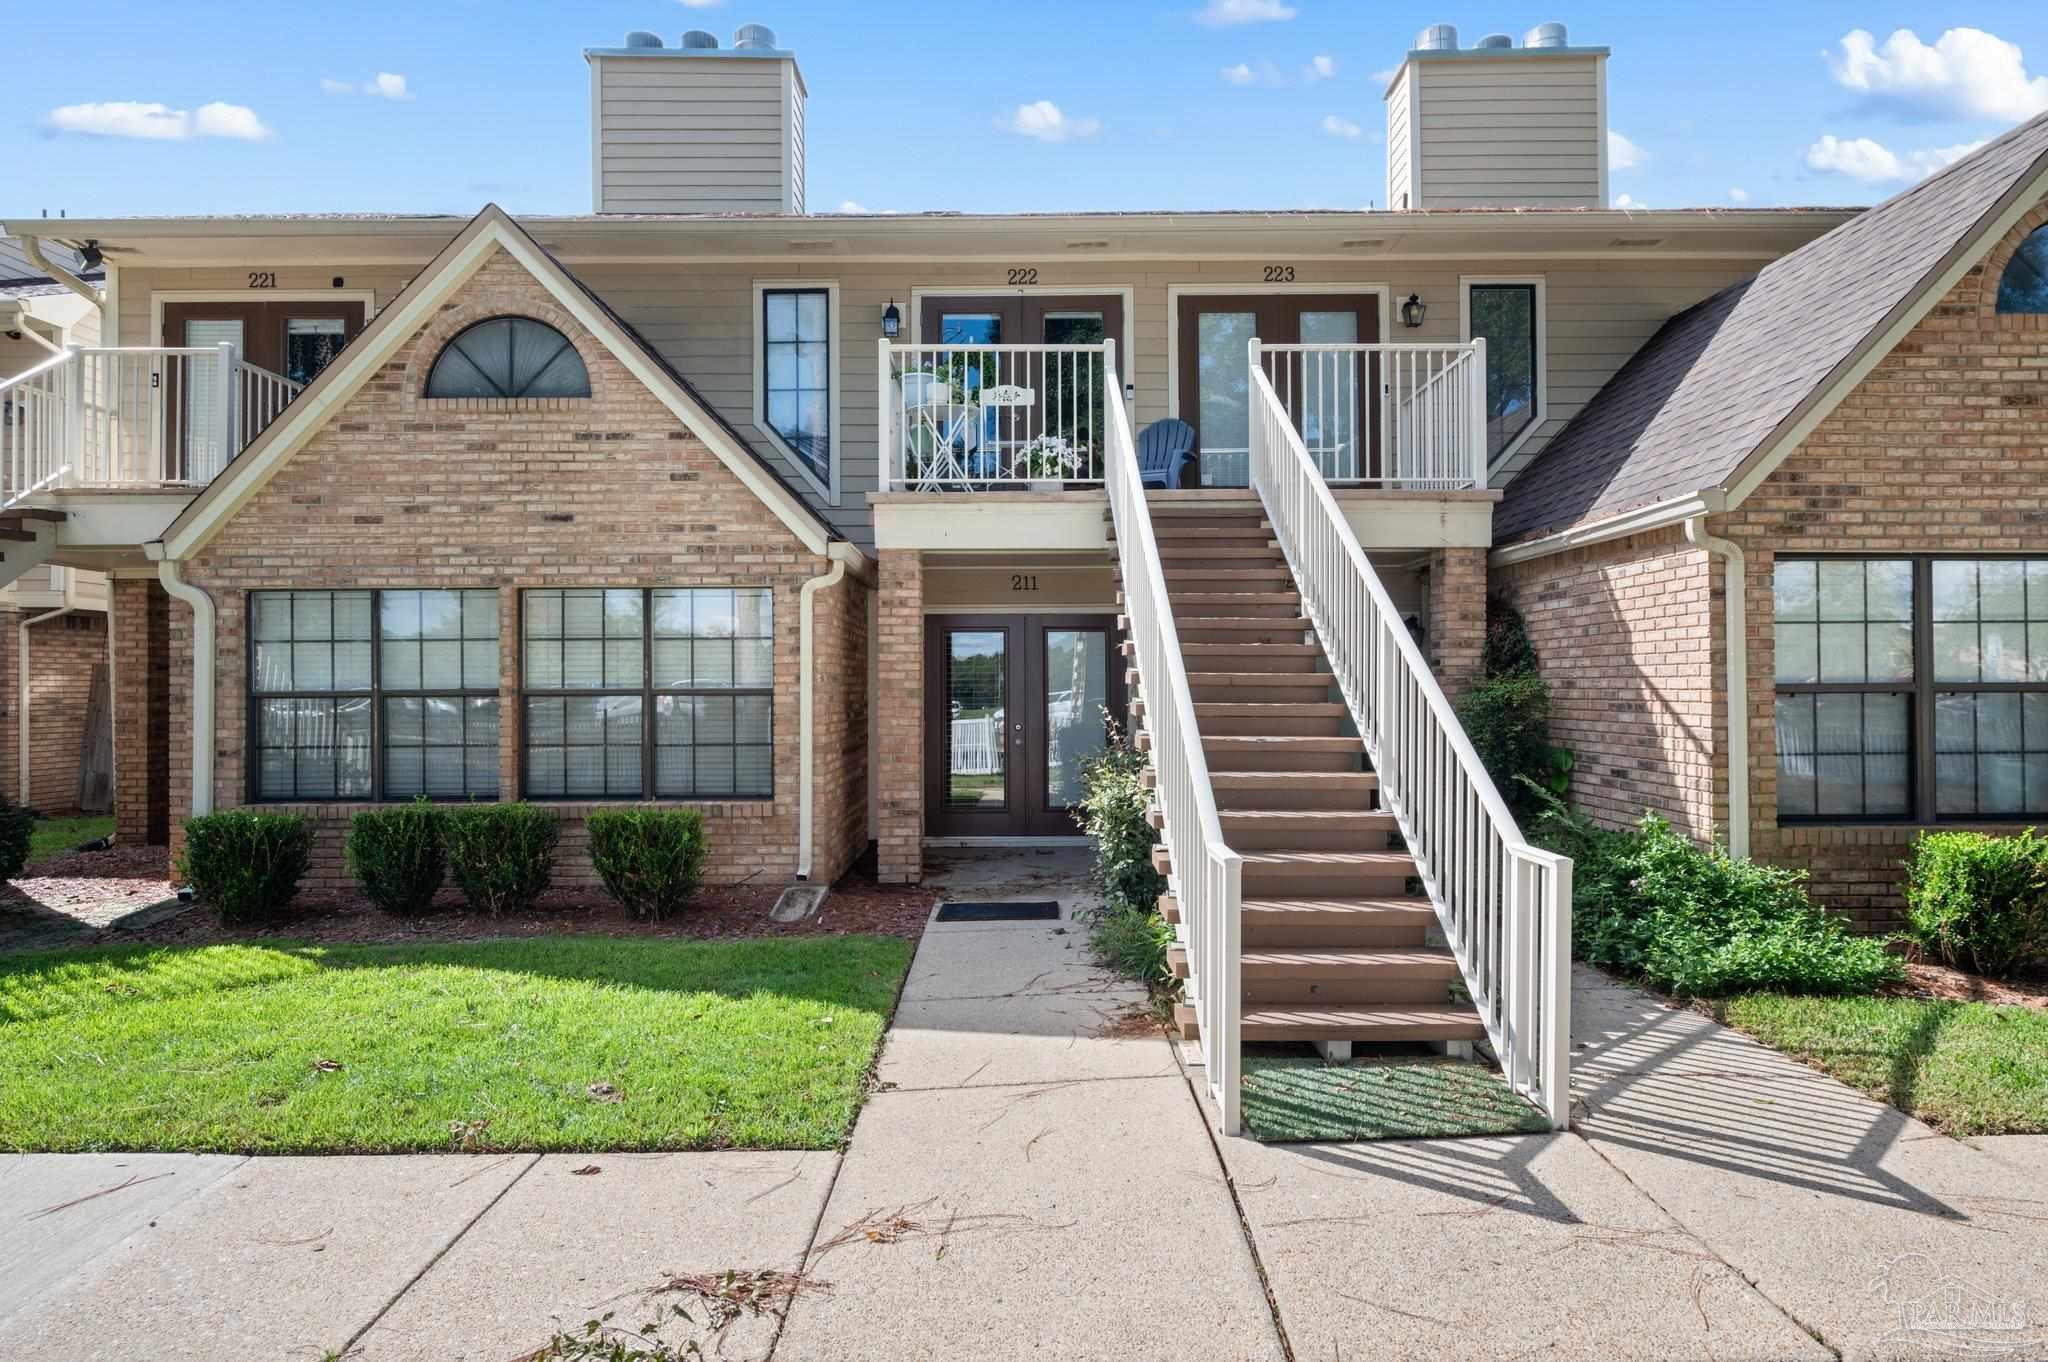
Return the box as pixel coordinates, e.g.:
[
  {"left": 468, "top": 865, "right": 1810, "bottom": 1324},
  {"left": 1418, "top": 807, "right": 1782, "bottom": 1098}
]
[
  {"left": 1456, "top": 673, "right": 1555, "bottom": 815},
  {"left": 345, "top": 800, "right": 446, "bottom": 917},
  {"left": 1904, "top": 830, "right": 2048, "bottom": 977},
  {"left": 1528, "top": 794, "right": 1901, "bottom": 997},
  {"left": 176, "top": 810, "right": 314, "bottom": 924},
  {"left": 587, "top": 807, "right": 707, "bottom": 920},
  {"left": 0, "top": 795, "right": 33, "bottom": 880},
  {"left": 442, "top": 803, "right": 559, "bottom": 916},
  {"left": 1073, "top": 723, "right": 1172, "bottom": 985},
  {"left": 1090, "top": 901, "right": 1175, "bottom": 986},
  {"left": 1481, "top": 591, "right": 1542, "bottom": 678}
]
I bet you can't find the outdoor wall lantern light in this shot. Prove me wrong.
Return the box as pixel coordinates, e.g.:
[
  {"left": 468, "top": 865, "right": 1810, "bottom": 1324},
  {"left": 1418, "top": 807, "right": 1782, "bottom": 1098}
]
[
  {"left": 881, "top": 300, "right": 901, "bottom": 338},
  {"left": 1400, "top": 293, "right": 1427, "bottom": 328}
]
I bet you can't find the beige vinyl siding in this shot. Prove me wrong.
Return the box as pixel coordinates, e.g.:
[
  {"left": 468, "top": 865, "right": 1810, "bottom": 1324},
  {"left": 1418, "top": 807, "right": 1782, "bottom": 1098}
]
[
  {"left": 1385, "top": 68, "right": 1414, "bottom": 211},
  {"left": 594, "top": 57, "right": 798, "bottom": 214},
  {"left": 0, "top": 331, "right": 60, "bottom": 381},
  {"left": 118, "top": 266, "right": 413, "bottom": 349},
  {"left": 1410, "top": 56, "right": 1604, "bottom": 210}
]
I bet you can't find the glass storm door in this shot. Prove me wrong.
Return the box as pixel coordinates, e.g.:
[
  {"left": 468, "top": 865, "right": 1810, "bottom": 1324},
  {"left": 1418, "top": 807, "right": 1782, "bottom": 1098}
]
[{"left": 926, "top": 614, "right": 1121, "bottom": 837}]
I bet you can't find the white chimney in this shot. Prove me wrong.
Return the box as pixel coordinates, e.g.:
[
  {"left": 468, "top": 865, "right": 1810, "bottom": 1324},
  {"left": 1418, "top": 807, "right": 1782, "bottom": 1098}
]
[
  {"left": 586, "top": 25, "right": 807, "bottom": 215},
  {"left": 1383, "top": 22, "right": 1609, "bottom": 211}
]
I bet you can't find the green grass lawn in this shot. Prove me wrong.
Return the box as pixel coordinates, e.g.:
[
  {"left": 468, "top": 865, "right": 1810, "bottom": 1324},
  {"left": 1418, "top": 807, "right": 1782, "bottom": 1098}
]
[
  {"left": 1714, "top": 993, "right": 2048, "bottom": 1136},
  {"left": 0, "top": 934, "right": 913, "bottom": 1154},
  {"left": 25, "top": 814, "right": 114, "bottom": 869}
]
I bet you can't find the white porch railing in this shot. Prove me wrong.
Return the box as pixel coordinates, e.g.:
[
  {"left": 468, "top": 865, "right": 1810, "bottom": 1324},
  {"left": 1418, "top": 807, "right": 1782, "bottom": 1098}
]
[
  {"left": 878, "top": 340, "right": 1114, "bottom": 492},
  {"left": 1248, "top": 355, "right": 1573, "bottom": 1129},
  {"left": 0, "top": 344, "right": 303, "bottom": 505},
  {"left": 1249, "top": 340, "right": 1487, "bottom": 491},
  {"left": 1101, "top": 353, "right": 1245, "bottom": 1134}
]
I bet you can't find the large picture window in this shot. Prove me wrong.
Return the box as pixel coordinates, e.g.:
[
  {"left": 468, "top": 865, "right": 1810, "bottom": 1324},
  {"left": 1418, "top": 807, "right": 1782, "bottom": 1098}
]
[
  {"left": 760, "top": 288, "right": 831, "bottom": 485},
  {"left": 1774, "top": 557, "right": 2048, "bottom": 823},
  {"left": 522, "top": 588, "right": 774, "bottom": 800},
  {"left": 1465, "top": 280, "right": 1542, "bottom": 461},
  {"left": 251, "top": 589, "right": 501, "bottom": 802}
]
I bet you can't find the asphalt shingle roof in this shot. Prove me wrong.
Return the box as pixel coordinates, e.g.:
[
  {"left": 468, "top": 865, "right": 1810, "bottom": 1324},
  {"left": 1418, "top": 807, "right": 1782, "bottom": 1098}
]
[
  {"left": 1496, "top": 113, "right": 2048, "bottom": 544},
  {"left": 0, "top": 236, "right": 103, "bottom": 298}
]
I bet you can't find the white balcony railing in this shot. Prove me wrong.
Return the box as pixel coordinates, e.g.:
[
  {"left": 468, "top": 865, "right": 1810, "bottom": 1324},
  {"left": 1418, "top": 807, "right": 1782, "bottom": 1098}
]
[
  {"left": 1248, "top": 354, "right": 1571, "bottom": 1129},
  {"left": 0, "top": 344, "right": 302, "bottom": 506},
  {"left": 878, "top": 340, "right": 1114, "bottom": 492},
  {"left": 1249, "top": 340, "right": 1487, "bottom": 491}
]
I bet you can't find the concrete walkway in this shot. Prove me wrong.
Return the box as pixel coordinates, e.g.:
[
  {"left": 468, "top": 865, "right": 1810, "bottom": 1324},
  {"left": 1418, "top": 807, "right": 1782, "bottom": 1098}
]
[{"left": 4, "top": 849, "right": 2043, "bottom": 1361}]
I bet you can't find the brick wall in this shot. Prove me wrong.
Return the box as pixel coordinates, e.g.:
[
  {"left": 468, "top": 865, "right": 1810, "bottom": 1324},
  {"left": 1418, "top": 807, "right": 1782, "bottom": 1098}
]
[
  {"left": 1494, "top": 527, "right": 1722, "bottom": 842},
  {"left": 1425, "top": 546, "right": 1488, "bottom": 700},
  {"left": 875, "top": 549, "right": 923, "bottom": 883},
  {"left": 0, "top": 609, "right": 108, "bottom": 813},
  {"left": 810, "top": 568, "right": 871, "bottom": 882},
  {"left": 112, "top": 578, "right": 171, "bottom": 849},
  {"left": 165, "top": 246, "right": 868, "bottom": 892},
  {"left": 1719, "top": 203, "right": 2048, "bottom": 929}
]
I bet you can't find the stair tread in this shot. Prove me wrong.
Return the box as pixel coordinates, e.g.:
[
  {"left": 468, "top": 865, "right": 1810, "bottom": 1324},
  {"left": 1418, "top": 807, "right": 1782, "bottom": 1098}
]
[
  {"left": 1243, "top": 895, "right": 1434, "bottom": 916},
  {"left": 1213, "top": 770, "right": 1376, "bottom": 784},
  {"left": 1204, "top": 735, "right": 1361, "bottom": 748},
  {"left": 1240, "top": 849, "right": 1414, "bottom": 867},
  {"left": 1220, "top": 808, "right": 1395, "bottom": 823},
  {"left": 1242, "top": 1003, "right": 1483, "bottom": 1028},
  {"left": 1194, "top": 701, "right": 1345, "bottom": 714},
  {"left": 1241, "top": 947, "right": 1456, "bottom": 968},
  {"left": 1183, "top": 643, "right": 1321, "bottom": 655},
  {"left": 1186, "top": 670, "right": 1327, "bottom": 682}
]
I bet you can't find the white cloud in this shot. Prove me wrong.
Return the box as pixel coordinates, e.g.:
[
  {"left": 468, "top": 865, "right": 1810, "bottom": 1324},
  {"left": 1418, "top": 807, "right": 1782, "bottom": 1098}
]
[
  {"left": 1803, "top": 133, "right": 1984, "bottom": 183},
  {"left": 1826, "top": 27, "right": 2048, "bottom": 123},
  {"left": 46, "top": 99, "right": 272, "bottom": 141},
  {"left": 997, "top": 100, "right": 1100, "bottom": 143},
  {"left": 319, "top": 78, "right": 354, "bottom": 95},
  {"left": 1221, "top": 60, "right": 1283, "bottom": 86},
  {"left": 839, "top": 201, "right": 868, "bottom": 214},
  {"left": 1728, "top": 187, "right": 1750, "bottom": 203},
  {"left": 1613, "top": 193, "right": 1649, "bottom": 210},
  {"left": 1321, "top": 115, "right": 1363, "bottom": 140},
  {"left": 677, "top": 0, "right": 722, "bottom": 8},
  {"left": 1195, "top": 0, "right": 1296, "bottom": 27},
  {"left": 324, "top": 73, "right": 412, "bottom": 100},
  {"left": 1371, "top": 66, "right": 1399, "bottom": 85},
  {"left": 1607, "top": 129, "right": 1648, "bottom": 171},
  {"left": 1305, "top": 54, "right": 1336, "bottom": 81}
]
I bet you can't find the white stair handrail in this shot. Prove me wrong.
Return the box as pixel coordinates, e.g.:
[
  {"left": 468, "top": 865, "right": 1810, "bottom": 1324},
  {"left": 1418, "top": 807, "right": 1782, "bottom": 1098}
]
[
  {"left": 1101, "top": 356, "right": 1245, "bottom": 1135},
  {"left": 1247, "top": 348, "right": 1573, "bottom": 1129}
]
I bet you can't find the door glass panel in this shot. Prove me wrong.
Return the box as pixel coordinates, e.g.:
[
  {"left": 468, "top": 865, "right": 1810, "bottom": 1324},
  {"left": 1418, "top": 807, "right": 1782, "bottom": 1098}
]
[
  {"left": 945, "top": 630, "right": 1006, "bottom": 809},
  {"left": 936, "top": 315, "right": 1000, "bottom": 474},
  {"left": 1044, "top": 630, "right": 1108, "bottom": 809},
  {"left": 1196, "top": 311, "right": 1256, "bottom": 487},
  {"left": 1298, "top": 311, "right": 1360, "bottom": 480},
  {"left": 182, "top": 318, "right": 244, "bottom": 475},
  {"left": 1043, "top": 313, "right": 1106, "bottom": 470},
  {"left": 284, "top": 317, "right": 348, "bottom": 386}
]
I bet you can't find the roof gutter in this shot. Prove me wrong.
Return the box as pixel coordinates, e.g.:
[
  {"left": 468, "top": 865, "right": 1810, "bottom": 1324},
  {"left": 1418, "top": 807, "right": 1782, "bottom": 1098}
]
[
  {"left": 17, "top": 236, "right": 104, "bottom": 307},
  {"left": 1490, "top": 490, "right": 1726, "bottom": 567},
  {"left": 2, "top": 302, "right": 64, "bottom": 355},
  {"left": 1683, "top": 515, "right": 1749, "bottom": 859}
]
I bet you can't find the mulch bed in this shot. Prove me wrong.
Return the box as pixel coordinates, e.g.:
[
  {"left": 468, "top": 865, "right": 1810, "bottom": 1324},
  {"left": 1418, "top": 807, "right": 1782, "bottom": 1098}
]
[
  {"left": 1, "top": 844, "right": 180, "bottom": 926},
  {"left": 119, "top": 873, "right": 936, "bottom": 949},
  {"left": 1886, "top": 959, "right": 2048, "bottom": 1011}
]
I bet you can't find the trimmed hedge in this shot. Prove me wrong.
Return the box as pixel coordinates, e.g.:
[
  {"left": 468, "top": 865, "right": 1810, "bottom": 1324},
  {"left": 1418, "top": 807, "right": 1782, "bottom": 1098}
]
[
  {"left": 177, "top": 810, "right": 314, "bottom": 924},
  {"left": 345, "top": 800, "right": 447, "bottom": 917},
  {"left": 442, "top": 803, "right": 559, "bottom": 916},
  {"left": 586, "top": 807, "right": 707, "bottom": 920},
  {"left": 1905, "top": 830, "right": 2048, "bottom": 978},
  {"left": 0, "top": 796, "right": 33, "bottom": 881}
]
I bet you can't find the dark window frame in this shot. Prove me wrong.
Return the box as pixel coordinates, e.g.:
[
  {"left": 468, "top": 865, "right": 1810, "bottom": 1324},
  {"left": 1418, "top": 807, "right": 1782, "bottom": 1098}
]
[
  {"left": 424, "top": 315, "right": 591, "bottom": 400},
  {"left": 246, "top": 588, "right": 502, "bottom": 805},
  {"left": 518, "top": 587, "right": 775, "bottom": 803},
  {"left": 1775, "top": 554, "right": 2048, "bottom": 826},
  {"left": 1466, "top": 280, "right": 1541, "bottom": 461},
  {"left": 760, "top": 287, "right": 832, "bottom": 484}
]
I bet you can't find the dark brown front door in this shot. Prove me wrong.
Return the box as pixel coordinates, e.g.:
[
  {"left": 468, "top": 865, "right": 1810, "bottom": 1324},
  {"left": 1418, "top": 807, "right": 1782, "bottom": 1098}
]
[
  {"left": 160, "top": 299, "right": 365, "bottom": 479},
  {"left": 918, "top": 295, "right": 1127, "bottom": 479},
  {"left": 1175, "top": 294, "right": 1379, "bottom": 485},
  {"left": 925, "top": 614, "right": 1124, "bottom": 838}
]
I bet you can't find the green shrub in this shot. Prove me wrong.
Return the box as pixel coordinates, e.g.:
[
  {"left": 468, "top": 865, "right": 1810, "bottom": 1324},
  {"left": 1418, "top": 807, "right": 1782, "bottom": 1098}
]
[
  {"left": 1457, "top": 673, "right": 1554, "bottom": 814},
  {"left": 0, "top": 795, "right": 33, "bottom": 880},
  {"left": 587, "top": 807, "right": 707, "bottom": 920},
  {"left": 1527, "top": 794, "right": 1901, "bottom": 997},
  {"left": 344, "top": 799, "right": 446, "bottom": 917},
  {"left": 442, "top": 803, "right": 559, "bottom": 916},
  {"left": 175, "top": 810, "right": 314, "bottom": 925},
  {"left": 1904, "top": 830, "right": 2048, "bottom": 977},
  {"left": 1481, "top": 592, "right": 1542, "bottom": 678},
  {"left": 1073, "top": 723, "right": 1172, "bottom": 985},
  {"left": 1089, "top": 900, "right": 1175, "bottom": 986}
]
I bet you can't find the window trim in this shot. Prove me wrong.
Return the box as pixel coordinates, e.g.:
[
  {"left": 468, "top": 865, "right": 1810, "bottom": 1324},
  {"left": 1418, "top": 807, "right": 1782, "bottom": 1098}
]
[
  {"left": 1461, "top": 275, "right": 1548, "bottom": 477},
  {"left": 1774, "top": 554, "right": 2048, "bottom": 826},
  {"left": 517, "top": 587, "right": 776, "bottom": 804},
  {"left": 245, "top": 589, "right": 503, "bottom": 805},
  {"left": 424, "top": 315, "right": 592, "bottom": 401},
  {"left": 752, "top": 280, "right": 840, "bottom": 505}
]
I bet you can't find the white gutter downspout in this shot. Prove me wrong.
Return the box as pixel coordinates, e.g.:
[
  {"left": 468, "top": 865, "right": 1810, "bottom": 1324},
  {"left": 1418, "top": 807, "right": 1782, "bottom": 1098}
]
[
  {"left": 4, "top": 305, "right": 65, "bottom": 356},
  {"left": 796, "top": 558, "right": 850, "bottom": 881},
  {"left": 148, "top": 554, "right": 215, "bottom": 817},
  {"left": 1685, "top": 515, "right": 1749, "bottom": 858},
  {"left": 18, "top": 236, "right": 104, "bottom": 307},
  {"left": 18, "top": 606, "right": 73, "bottom": 804}
]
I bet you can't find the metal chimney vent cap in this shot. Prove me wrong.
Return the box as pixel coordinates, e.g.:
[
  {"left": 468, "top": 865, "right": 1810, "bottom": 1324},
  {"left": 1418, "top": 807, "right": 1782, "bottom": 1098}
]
[
  {"left": 733, "top": 23, "right": 777, "bottom": 50},
  {"left": 1475, "top": 33, "right": 1514, "bottom": 49},
  {"left": 680, "top": 29, "right": 719, "bottom": 49},
  {"left": 1523, "top": 21, "right": 1569, "bottom": 49},
  {"left": 1416, "top": 23, "right": 1458, "bottom": 51},
  {"left": 623, "top": 30, "right": 663, "bottom": 48}
]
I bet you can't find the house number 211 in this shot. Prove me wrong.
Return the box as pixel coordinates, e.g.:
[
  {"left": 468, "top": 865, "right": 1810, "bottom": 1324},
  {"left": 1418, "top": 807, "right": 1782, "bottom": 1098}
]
[{"left": 1010, "top": 574, "right": 1039, "bottom": 591}]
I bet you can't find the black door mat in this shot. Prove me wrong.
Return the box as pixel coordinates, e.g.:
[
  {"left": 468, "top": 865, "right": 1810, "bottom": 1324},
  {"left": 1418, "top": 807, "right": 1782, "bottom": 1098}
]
[{"left": 934, "top": 900, "right": 1061, "bottom": 922}]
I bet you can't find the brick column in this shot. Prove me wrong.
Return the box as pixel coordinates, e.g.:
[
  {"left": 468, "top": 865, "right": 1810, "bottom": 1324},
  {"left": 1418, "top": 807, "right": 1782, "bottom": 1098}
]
[
  {"left": 875, "top": 549, "right": 924, "bottom": 884},
  {"left": 111, "top": 577, "right": 172, "bottom": 849},
  {"left": 1427, "top": 547, "right": 1488, "bottom": 701}
]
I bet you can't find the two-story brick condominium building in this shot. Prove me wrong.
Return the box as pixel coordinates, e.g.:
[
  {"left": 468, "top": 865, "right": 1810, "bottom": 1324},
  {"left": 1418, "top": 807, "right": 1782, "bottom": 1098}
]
[{"left": 6, "top": 18, "right": 2047, "bottom": 949}]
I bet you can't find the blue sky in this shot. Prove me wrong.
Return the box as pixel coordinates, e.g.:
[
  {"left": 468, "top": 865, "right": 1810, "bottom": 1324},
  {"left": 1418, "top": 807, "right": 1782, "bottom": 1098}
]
[{"left": 12, "top": 2, "right": 2046, "bottom": 219}]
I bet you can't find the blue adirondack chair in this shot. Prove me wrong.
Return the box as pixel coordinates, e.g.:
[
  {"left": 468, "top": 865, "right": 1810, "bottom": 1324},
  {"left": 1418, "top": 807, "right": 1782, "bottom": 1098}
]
[{"left": 1136, "top": 418, "right": 1196, "bottom": 490}]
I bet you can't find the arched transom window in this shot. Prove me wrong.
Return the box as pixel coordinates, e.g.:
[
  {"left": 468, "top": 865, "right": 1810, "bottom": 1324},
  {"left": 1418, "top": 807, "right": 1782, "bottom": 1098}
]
[
  {"left": 1996, "top": 225, "right": 2048, "bottom": 315},
  {"left": 425, "top": 316, "right": 591, "bottom": 398}
]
